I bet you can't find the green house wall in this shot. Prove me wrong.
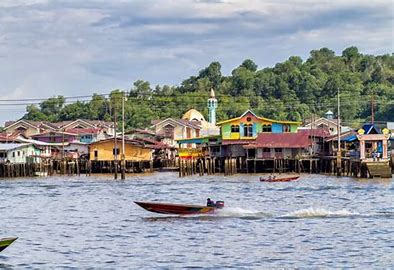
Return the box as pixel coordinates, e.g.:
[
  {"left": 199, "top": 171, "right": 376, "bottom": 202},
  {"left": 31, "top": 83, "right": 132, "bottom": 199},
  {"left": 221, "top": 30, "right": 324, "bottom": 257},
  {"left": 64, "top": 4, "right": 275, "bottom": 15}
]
[{"left": 220, "top": 116, "right": 300, "bottom": 139}]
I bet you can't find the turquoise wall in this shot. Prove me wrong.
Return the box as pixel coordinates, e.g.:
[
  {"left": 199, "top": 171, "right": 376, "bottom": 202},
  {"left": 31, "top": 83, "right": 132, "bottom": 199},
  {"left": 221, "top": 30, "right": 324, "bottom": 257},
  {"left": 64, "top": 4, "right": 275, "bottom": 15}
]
[{"left": 272, "top": 123, "right": 282, "bottom": 133}]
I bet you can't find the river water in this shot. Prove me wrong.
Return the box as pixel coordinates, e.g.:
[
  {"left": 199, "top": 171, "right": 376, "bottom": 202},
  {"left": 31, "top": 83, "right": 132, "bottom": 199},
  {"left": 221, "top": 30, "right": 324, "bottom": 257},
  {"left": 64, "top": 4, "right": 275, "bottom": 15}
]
[{"left": 0, "top": 172, "right": 393, "bottom": 269}]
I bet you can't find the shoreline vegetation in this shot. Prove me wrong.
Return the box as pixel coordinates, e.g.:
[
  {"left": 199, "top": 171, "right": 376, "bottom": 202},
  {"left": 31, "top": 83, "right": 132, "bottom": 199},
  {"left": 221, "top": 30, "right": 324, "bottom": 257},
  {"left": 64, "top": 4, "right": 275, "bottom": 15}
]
[{"left": 18, "top": 46, "right": 393, "bottom": 130}]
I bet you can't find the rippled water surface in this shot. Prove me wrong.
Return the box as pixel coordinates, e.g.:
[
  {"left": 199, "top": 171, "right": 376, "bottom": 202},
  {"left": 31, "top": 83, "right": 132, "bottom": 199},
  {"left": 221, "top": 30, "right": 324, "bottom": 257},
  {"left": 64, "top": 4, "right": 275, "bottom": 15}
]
[{"left": 1, "top": 173, "right": 393, "bottom": 269}]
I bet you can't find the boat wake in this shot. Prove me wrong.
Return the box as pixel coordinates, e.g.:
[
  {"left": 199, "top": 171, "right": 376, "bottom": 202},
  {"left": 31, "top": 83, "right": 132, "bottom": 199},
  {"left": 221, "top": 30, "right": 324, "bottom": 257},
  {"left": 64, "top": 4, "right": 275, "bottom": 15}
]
[
  {"left": 215, "top": 207, "right": 270, "bottom": 218},
  {"left": 280, "top": 207, "right": 359, "bottom": 219},
  {"left": 141, "top": 206, "right": 393, "bottom": 221}
]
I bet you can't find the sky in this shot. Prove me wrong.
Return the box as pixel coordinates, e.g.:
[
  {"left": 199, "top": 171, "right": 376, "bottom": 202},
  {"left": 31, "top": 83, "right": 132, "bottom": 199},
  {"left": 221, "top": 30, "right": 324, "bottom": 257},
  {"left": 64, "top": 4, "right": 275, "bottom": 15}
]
[{"left": 0, "top": 0, "right": 392, "bottom": 125}]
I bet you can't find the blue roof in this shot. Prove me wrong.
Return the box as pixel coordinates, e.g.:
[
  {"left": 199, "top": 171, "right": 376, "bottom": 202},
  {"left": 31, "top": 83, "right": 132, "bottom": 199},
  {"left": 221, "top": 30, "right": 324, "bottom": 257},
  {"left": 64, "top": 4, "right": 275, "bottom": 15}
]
[
  {"left": 342, "top": 134, "right": 357, "bottom": 142},
  {"left": 177, "top": 138, "right": 204, "bottom": 144},
  {"left": 361, "top": 124, "right": 381, "bottom": 134}
]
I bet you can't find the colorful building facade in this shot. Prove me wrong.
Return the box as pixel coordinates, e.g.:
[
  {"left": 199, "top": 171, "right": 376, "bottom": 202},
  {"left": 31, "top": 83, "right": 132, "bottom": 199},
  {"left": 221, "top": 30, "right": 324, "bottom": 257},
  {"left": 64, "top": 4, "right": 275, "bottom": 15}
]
[
  {"left": 89, "top": 138, "right": 152, "bottom": 161},
  {"left": 217, "top": 110, "right": 301, "bottom": 140}
]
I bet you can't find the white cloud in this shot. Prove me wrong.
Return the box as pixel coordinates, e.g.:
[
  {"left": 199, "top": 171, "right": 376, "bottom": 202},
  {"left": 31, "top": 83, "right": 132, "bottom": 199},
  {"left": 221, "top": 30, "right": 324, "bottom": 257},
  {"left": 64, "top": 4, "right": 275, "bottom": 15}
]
[
  {"left": 0, "top": 0, "right": 48, "bottom": 8},
  {"left": 0, "top": 0, "right": 392, "bottom": 124}
]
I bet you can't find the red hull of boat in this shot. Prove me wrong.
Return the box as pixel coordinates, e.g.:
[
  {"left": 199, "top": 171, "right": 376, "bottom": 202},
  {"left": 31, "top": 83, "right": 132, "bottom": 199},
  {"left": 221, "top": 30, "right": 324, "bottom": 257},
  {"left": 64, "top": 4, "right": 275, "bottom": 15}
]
[
  {"left": 134, "top": 201, "right": 216, "bottom": 215},
  {"left": 260, "top": 176, "right": 300, "bottom": 182}
]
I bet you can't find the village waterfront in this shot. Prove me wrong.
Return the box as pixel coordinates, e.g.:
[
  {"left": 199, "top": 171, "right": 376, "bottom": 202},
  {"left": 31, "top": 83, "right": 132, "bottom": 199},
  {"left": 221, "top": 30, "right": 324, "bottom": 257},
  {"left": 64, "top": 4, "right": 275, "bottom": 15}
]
[{"left": 1, "top": 172, "right": 393, "bottom": 268}]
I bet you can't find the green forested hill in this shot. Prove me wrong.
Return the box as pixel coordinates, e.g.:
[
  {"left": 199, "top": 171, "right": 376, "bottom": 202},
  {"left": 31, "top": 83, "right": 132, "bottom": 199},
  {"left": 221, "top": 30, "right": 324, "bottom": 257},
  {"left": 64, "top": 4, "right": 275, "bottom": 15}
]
[{"left": 23, "top": 46, "right": 393, "bottom": 129}]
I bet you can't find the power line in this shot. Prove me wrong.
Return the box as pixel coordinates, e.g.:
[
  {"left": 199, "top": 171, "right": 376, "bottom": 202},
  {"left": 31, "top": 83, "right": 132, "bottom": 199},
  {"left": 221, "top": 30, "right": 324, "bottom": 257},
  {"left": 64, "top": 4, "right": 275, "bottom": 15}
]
[
  {"left": 0, "top": 94, "right": 392, "bottom": 106},
  {"left": 0, "top": 90, "right": 390, "bottom": 103}
]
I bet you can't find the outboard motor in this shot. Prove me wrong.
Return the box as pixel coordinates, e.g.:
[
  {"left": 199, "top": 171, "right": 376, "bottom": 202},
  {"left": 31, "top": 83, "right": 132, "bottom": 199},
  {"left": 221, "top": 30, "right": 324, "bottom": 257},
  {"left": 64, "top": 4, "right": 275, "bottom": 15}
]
[{"left": 215, "top": 201, "right": 224, "bottom": 209}]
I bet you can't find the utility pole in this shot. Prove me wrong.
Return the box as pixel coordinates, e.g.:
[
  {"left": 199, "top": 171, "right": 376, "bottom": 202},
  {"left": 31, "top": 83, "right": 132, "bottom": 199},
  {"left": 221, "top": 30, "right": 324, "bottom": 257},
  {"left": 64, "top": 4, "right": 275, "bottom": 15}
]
[
  {"left": 62, "top": 128, "right": 65, "bottom": 175},
  {"left": 121, "top": 91, "right": 126, "bottom": 180},
  {"left": 336, "top": 88, "right": 341, "bottom": 176},
  {"left": 114, "top": 105, "right": 118, "bottom": 180},
  {"left": 62, "top": 129, "right": 65, "bottom": 159},
  {"left": 310, "top": 109, "right": 314, "bottom": 156},
  {"left": 371, "top": 94, "right": 375, "bottom": 124}
]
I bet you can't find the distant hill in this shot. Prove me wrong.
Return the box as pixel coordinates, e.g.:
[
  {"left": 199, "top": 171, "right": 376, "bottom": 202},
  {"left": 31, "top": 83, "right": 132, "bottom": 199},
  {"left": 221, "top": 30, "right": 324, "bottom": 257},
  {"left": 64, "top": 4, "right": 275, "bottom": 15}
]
[{"left": 23, "top": 46, "right": 393, "bottom": 129}]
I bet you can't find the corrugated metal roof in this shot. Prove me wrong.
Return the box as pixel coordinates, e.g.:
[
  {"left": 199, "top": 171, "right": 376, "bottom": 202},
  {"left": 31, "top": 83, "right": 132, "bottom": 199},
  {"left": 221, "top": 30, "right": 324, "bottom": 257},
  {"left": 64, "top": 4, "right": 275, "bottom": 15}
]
[
  {"left": 298, "top": 128, "right": 330, "bottom": 138},
  {"left": 222, "top": 139, "right": 255, "bottom": 145},
  {"left": 245, "top": 132, "right": 311, "bottom": 148},
  {"left": 0, "top": 143, "right": 30, "bottom": 151},
  {"left": 65, "top": 128, "right": 101, "bottom": 135}
]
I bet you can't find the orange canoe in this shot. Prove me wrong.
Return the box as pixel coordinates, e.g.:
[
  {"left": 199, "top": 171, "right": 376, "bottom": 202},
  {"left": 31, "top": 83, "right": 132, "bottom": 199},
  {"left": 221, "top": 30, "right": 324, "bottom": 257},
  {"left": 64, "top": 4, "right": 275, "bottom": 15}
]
[{"left": 259, "top": 176, "right": 300, "bottom": 182}]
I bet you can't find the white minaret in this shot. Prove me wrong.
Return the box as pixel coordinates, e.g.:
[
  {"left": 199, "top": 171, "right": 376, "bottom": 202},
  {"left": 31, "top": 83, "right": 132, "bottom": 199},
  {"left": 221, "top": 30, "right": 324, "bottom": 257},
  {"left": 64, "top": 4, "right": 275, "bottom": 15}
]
[
  {"left": 325, "top": 110, "right": 334, "bottom": 120},
  {"left": 207, "top": 88, "right": 218, "bottom": 125}
]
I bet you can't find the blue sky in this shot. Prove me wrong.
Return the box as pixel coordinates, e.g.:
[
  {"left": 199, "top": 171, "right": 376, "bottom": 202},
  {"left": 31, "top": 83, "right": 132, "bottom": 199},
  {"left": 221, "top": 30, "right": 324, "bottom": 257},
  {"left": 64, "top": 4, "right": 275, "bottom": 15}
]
[{"left": 0, "top": 0, "right": 392, "bottom": 124}]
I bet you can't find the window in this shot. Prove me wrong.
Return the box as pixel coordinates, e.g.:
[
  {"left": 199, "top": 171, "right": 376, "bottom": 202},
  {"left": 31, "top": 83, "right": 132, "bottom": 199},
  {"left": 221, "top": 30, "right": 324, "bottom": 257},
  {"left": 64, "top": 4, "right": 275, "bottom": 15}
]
[
  {"left": 246, "top": 117, "right": 252, "bottom": 122},
  {"left": 164, "top": 124, "right": 174, "bottom": 139},
  {"left": 275, "top": 148, "right": 282, "bottom": 153},
  {"left": 262, "top": 125, "right": 272, "bottom": 132},
  {"left": 12, "top": 152, "right": 15, "bottom": 157},
  {"left": 282, "top": 124, "right": 290, "bottom": 132},
  {"left": 113, "top": 148, "right": 120, "bottom": 155},
  {"left": 263, "top": 148, "right": 270, "bottom": 153},
  {"left": 94, "top": 150, "right": 98, "bottom": 157},
  {"left": 17, "top": 151, "right": 20, "bottom": 156},
  {"left": 195, "top": 129, "right": 200, "bottom": 137},
  {"left": 16, "top": 127, "right": 27, "bottom": 132},
  {"left": 244, "top": 124, "right": 253, "bottom": 137},
  {"left": 231, "top": 125, "right": 240, "bottom": 133}
]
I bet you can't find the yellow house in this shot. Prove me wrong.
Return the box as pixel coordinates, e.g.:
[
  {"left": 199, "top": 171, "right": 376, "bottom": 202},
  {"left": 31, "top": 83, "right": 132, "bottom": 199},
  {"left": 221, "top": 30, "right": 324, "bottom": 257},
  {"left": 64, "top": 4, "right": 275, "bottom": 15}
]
[{"left": 89, "top": 138, "right": 152, "bottom": 161}]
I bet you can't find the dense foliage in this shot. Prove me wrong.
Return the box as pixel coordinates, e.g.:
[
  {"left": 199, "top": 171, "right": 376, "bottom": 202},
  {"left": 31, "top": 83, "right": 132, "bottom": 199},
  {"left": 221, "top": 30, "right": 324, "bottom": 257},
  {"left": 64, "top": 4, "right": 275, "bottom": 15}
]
[{"left": 23, "top": 47, "right": 393, "bottom": 130}]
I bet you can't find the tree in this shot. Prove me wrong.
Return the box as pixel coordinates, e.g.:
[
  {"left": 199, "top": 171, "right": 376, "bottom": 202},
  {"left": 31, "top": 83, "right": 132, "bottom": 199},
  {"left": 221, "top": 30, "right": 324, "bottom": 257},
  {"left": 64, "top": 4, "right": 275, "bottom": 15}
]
[
  {"left": 23, "top": 105, "right": 48, "bottom": 121},
  {"left": 342, "top": 46, "right": 361, "bottom": 71},
  {"left": 198, "top": 62, "right": 222, "bottom": 90},
  {"left": 22, "top": 47, "right": 394, "bottom": 126},
  {"left": 89, "top": 94, "right": 108, "bottom": 120},
  {"left": 240, "top": 59, "right": 257, "bottom": 72},
  {"left": 130, "top": 80, "right": 152, "bottom": 98},
  {"left": 58, "top": 101, "right": 89, "bottom": 121},
  {"left": 39, "top": 96, "right": 65, "bottom": 121}
]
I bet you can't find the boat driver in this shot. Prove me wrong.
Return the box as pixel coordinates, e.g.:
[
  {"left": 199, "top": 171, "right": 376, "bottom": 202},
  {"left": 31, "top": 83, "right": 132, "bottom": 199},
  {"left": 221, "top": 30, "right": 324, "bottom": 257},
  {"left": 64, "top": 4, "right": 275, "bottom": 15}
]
[{"left": 206, "top": 198, "right": 215, "bottom": 207}]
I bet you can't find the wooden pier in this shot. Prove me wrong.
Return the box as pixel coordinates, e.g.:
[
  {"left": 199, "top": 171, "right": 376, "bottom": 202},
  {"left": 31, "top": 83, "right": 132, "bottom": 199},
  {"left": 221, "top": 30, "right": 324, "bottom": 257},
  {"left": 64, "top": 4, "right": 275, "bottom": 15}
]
[
  {"left": 0, "top": 158, "right": 153, "bottom": 178},
  {"left": 177, "top": 155, "right": 389, "bottom": 179}
]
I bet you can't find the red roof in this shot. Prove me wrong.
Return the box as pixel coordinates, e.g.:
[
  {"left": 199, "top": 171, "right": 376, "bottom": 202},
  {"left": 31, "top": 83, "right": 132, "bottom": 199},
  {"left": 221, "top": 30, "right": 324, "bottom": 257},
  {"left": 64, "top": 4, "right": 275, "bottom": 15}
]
[
  {"left": 0, "top": 131, "right": 26, "bottom": 142},
  {"left": 31, "top": 130, "right": 78, "bottom": 137},
  {"left": 222, "top": 139, "right": 255, "bottom": 145},
  {"left": 245, "top": 132, "right": 311, "bottom": 148},
  {"left": 134, "top": 137, "right": 169, "bottom": 149},
  {"left": 298, "top": 128, "right": 330, "bottom": 138},
  {"left": 65, "top": 128, "right": 101, "bottom": 135},
  {"left": 127, "top": 129, "right": 156, "bottom": 135}
]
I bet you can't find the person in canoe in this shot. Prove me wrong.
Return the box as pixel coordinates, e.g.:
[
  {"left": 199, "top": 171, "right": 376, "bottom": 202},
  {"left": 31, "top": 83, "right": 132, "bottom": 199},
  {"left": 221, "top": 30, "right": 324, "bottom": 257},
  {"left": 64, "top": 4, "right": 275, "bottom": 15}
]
[{"left": 206, "top": 198, "right": 215, "bottom": 207}]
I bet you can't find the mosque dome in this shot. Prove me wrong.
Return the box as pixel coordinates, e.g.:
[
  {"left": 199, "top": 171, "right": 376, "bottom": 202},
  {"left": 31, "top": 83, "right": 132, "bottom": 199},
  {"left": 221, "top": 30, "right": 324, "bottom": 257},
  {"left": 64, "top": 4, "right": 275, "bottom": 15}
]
[{"left": 182, "top": 109, "right": 206, "bottom": 122}]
